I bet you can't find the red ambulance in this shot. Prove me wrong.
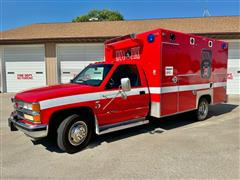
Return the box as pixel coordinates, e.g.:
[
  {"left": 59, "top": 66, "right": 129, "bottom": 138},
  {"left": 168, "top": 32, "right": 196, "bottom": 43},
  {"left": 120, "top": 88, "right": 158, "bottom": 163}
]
[{"left": 9, "top": 28, "right": 228, "bottom": 153}]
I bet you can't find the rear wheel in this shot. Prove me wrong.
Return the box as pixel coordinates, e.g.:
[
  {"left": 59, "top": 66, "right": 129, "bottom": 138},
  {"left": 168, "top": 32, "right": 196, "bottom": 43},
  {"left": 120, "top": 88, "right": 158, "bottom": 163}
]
[
  {"left": 57, "top": 114, "right": 92, "bottom": 154},
  {"left": 196, "top": 98, "right": 209, "bottom": 121}
]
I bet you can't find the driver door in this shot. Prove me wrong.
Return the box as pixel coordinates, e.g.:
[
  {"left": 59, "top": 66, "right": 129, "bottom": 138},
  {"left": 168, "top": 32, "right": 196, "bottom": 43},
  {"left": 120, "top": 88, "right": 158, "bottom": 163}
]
[{"left": 99, "top": 64, "right": 148, "bottom": 125}]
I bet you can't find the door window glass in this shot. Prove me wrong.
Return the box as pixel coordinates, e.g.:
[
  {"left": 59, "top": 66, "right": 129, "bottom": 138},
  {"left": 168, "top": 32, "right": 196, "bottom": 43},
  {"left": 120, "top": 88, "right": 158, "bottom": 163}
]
[{"left": 106, "top": 65, "right": 140, "bottom": 89}]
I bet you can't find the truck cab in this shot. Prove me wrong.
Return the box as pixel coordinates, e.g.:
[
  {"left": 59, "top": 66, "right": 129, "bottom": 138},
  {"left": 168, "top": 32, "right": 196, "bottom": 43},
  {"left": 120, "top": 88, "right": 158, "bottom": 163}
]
[{"left": 9, "top": 61, "right": 150, "bottom": 153}]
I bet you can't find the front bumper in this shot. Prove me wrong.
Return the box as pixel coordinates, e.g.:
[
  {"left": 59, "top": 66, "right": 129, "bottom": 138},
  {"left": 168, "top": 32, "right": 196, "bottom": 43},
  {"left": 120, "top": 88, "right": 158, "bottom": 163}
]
[{"left": 8, "top": 114, "right": 48, "bottom": 139}]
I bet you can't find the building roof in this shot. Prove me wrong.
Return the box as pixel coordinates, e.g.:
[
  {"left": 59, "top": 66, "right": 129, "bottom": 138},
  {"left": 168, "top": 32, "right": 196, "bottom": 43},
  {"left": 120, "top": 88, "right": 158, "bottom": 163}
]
[{"left": 1, "top": 16, "right": 239, "bottom": 44}]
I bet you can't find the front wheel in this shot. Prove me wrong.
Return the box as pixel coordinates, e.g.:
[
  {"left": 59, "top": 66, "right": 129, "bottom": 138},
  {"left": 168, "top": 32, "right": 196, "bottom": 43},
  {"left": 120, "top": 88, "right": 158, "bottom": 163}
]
[
  {"left": 57, "top": 114, "right": 93, "bottom": 154},
  {"left": 196, "top": 98, "right": 209, "bottom": 121}
]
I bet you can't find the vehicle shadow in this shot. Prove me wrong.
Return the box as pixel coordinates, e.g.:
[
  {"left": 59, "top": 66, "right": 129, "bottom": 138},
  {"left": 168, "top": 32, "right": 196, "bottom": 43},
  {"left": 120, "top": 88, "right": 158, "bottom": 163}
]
[
  {"left": 31, "top": 137, "right": 64, "bottom": 153},
  {"left": 32, "top": 103, "right": 238, "bottom": 153}
]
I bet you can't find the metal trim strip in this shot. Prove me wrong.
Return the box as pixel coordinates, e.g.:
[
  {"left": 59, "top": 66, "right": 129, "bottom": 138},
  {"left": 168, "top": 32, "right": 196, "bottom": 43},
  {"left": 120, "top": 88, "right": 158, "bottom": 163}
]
[{"left": 97, "top": 118, "right": 148, "bottom": 135}]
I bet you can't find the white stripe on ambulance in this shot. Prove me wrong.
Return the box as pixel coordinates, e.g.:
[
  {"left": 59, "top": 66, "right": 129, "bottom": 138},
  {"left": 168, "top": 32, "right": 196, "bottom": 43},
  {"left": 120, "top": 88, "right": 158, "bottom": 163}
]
[{"left": 40, "top": 82, "right": 226, "bottom": 110}]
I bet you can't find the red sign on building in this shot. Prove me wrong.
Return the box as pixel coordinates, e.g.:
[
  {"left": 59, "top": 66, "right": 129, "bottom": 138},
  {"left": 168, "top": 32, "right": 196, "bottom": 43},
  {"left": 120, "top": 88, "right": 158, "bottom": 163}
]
[{"left": 17, "top": 74, "right": 33, "bottom": 80}]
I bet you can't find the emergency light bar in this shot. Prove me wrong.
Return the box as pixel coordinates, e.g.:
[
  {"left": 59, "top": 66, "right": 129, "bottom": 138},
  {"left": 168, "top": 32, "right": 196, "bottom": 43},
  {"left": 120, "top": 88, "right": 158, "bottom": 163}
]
[{"left": 105, "top": 33, "right": 136, "bottom": 45}]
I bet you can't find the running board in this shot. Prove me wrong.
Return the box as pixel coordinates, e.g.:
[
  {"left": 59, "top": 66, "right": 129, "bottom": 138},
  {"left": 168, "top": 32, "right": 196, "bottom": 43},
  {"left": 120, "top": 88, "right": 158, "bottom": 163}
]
[{"left": 96, "top": 118, "right": 149, "bottom": 135}]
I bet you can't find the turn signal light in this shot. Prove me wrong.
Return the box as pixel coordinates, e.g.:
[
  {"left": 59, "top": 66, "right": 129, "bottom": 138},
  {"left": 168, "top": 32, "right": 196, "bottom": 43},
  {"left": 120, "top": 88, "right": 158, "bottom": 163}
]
[
  {"left": 32, "top": 103, "right": 41, "bottom": 112},
  {"left": 33, "top": 115, "right": 41, "bottom": 123}
]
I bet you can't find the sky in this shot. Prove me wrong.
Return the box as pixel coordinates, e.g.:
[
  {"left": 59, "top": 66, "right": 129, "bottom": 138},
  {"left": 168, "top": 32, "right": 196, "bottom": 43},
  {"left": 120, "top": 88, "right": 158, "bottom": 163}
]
[{"left": 0, "top": 0, "right": 239, "bottom": 31}]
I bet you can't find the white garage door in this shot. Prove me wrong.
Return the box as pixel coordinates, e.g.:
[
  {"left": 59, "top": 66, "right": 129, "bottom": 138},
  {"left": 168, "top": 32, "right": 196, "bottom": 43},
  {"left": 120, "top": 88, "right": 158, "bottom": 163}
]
[
  {"left": 4, "top": 45, "right": 46, "bottom": 92},
  {"left": 57, "top": 44, "right": 104, "bottom": 83},
  {"left": 0, "top": 47, "right": 3, "bottom": 92},
  {"left": 227, "top": 41, "right": 240, "bottom": 94}
]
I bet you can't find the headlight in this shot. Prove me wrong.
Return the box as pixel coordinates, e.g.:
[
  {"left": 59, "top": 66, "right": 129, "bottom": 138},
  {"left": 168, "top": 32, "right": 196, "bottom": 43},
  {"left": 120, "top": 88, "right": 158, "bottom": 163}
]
[
  {"left": 13, "top": 100, "right": 41, "bottom": 123},
  {"left": 23, "top": 103, "right": 32, "bottom": 110},
  {"left": 21, "top": 102, "right": 40, "bottom": 112}
]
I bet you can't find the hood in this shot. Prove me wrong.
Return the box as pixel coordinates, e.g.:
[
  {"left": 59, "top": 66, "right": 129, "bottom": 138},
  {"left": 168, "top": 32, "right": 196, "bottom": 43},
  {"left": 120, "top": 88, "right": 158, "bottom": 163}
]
[{"left": 15, "top": 83, "right": 100, "bottom": 102}]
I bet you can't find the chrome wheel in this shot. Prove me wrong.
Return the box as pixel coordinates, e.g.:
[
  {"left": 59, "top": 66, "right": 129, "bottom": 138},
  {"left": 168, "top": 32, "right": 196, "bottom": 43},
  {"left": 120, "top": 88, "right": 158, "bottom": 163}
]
[
  {"left": 68, "top": 121, "right": 88, "bottom": 146},
  {"left": 197, "top": 98, "right": 209, "bottom": 121},
  {"left": 199, "top": 101, "right": 208, "bottom": 116}
]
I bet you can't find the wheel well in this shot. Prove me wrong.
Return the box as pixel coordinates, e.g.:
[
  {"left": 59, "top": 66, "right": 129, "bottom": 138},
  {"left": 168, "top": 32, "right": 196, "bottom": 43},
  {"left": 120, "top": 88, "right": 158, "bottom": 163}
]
[
  {"left": 48, "top": 107, "right": 95, "bottom": 137},
  {"left": 199, "top": 95, "right": 212, "bottom": 104}
]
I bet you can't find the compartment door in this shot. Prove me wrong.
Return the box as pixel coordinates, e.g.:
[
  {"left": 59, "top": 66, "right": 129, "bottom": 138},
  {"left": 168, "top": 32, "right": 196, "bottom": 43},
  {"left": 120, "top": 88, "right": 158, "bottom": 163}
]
[{"left": 160, "top": 43, "right": 179, "bottom": 116}]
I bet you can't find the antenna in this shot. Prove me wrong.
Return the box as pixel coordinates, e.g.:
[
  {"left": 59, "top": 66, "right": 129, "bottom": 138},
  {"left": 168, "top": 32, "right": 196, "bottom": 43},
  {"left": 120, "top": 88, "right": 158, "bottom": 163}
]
[
  {"left": 202, "top": 0, "right": 211, "bottom": 17},
  {"left": 203, "top": 8, "right": 211, "bottom": 17}
]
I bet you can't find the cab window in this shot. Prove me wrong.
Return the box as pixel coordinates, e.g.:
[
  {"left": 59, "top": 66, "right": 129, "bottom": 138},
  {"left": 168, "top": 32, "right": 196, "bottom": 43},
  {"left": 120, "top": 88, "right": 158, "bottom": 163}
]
[{"left": 106, "top": 65, "right": 141, "bottom": 89}]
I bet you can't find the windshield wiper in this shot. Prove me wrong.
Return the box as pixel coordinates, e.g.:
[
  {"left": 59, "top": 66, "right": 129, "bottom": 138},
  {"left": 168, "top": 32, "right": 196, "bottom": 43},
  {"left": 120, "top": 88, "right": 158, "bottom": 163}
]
[{"left": 73, "top": 80, "right": 97, "bottom": 86}]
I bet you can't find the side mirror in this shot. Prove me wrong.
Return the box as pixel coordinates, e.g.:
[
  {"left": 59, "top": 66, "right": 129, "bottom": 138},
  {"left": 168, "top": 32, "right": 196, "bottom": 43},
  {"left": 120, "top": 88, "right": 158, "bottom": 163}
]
[
  {"left": 121, "top": 78, "right": 131, "bottom": 92},
  {"left": 70, "top": 79, "right": 73, "bottom": 83}
]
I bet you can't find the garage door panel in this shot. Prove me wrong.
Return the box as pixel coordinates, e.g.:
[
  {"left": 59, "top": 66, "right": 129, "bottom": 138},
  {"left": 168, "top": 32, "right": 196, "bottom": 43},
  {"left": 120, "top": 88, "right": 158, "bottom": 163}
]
[
  {"left": 4, "top": 47, "right": 44, "bottom": 62},
  {"left": 4, "top": 46, "right": 46, "bottom": 92},
  {"left": 60, "top": 61, "right": 93, "bottom": 83},
  {"left": 58, "top": 44, "right": 104, "bottom": 83},
  {"left": 227, "top": 41, "right": 240, "bottom": 95},
  {"left": 227, "top": 59, "right": 240, "bottom": 94},
  {"left": 6, "top": 61, "right": 46, "bottom": 92},
  {"left": 0, "top": 48, "right": 3, "bottom": 92}
]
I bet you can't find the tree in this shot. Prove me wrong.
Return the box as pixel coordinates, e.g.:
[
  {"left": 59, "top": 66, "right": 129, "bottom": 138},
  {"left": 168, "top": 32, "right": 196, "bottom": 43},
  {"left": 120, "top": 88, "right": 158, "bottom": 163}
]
[{"left": 72, "top": 9, "right": 124, "bottom": 22}]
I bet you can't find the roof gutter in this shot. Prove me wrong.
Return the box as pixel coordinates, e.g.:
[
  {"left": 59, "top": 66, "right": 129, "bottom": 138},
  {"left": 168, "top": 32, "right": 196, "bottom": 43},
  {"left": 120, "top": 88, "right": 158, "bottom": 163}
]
[{"left": 0, "top": 33, "right": 239, "bottom": 45}]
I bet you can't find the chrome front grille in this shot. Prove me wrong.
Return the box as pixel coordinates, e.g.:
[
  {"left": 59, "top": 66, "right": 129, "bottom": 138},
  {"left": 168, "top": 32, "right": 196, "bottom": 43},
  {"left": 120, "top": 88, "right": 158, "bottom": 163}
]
[
  {"left": 13, "top": 99, "right": 39, "bottom": 117},
  {"left": 15, "top": 110, "right": 25, "bottom": 120}
]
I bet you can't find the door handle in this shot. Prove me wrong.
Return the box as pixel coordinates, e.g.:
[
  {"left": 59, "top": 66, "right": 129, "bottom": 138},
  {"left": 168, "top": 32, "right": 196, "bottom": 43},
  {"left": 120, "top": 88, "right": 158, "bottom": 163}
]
[
  {"left": 140, "top": 91, "right": 145, "bottom": 95},
  {"left": 172, "top": 76, "right": 178, "bottom": 83},
  {"left": 210, "top": 82, "right": 213, "bottom": 88}
]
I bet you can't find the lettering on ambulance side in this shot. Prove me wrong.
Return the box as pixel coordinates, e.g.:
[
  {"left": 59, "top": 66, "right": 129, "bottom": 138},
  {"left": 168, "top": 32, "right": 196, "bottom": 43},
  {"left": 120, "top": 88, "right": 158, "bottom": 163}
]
[{"left": 116, "top": 46, "right": 140, "bottom": 61}]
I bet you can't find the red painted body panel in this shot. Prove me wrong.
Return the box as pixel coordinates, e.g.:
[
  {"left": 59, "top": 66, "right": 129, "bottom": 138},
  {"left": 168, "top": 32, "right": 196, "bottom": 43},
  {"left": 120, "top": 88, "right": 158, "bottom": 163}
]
[
  {"left": 179, "top": 91, "right": 197, "bottom": 112},
  {"left": 15, "top": 83, "right": 101, "bottom": 102},
  {"left": 105, "top": 28, "right": 228, "bottom": 116},
  {"left": 213, "top": 87, "right": 227, "bottom": 104},
  {"left": 161, "top": 93, "right": 178, "bottom": 116},
  {"left": 40, "top": 89, "right": 149, "bottom": 126}
]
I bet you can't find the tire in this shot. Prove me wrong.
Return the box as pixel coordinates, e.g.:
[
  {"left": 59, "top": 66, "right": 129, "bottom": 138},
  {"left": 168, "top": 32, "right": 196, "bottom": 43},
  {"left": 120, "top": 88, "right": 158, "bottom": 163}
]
[
  {"left": 196, "top": 98, "right": 209, "bottom": 121},
  {"left": 57, "top": 114, "right": 93, "bottom": 154}
]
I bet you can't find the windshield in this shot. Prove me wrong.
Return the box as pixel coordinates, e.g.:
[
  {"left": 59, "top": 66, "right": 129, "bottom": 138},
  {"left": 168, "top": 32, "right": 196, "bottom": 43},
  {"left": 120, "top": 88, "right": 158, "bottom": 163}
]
[{"left": 72, "top": 64, "right": 113, "bottom": 86}]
